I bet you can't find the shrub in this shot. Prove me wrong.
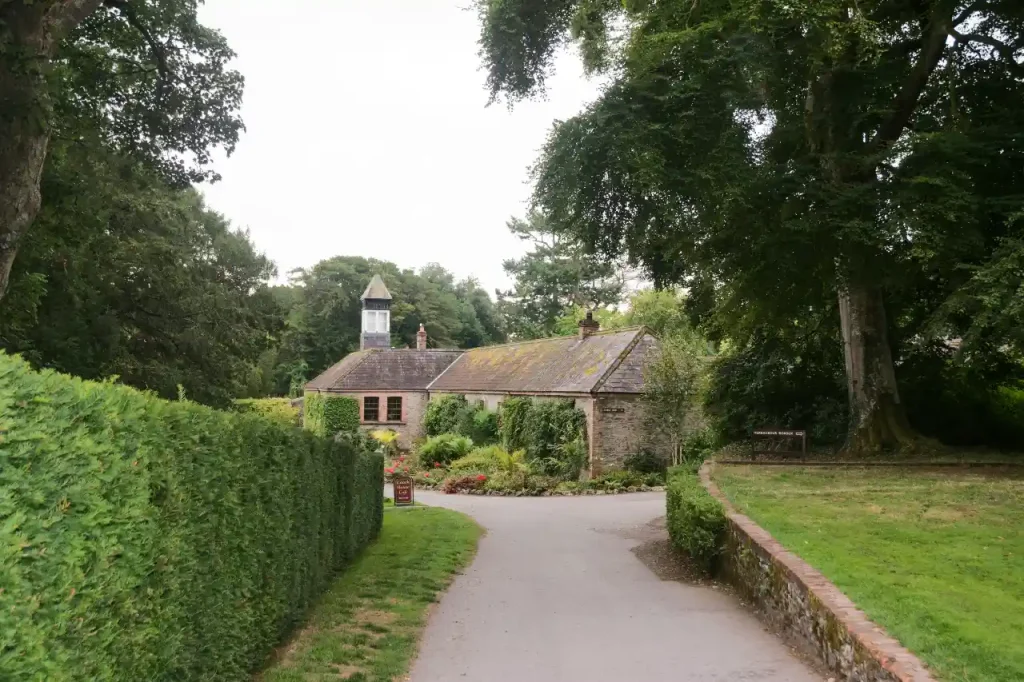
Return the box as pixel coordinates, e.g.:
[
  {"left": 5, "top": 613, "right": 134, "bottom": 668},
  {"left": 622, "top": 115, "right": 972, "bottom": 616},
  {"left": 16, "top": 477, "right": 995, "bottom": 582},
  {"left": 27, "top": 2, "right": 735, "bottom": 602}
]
[
  {"left": 419, "top": 433, "right": 474, "bottom": 466},
  {"left": 0, "top": 352, "right": 383, "bottom": 682},
  {"left": 448, "top": 445, "right": 505, "bottom": 473},
  {"left": 623, "top": 448, "right": 667, "bottom": 475},
  {"left": 370, "top": 429, "right": 400, "bottom": 457},
  {"left": 498, "top": 397, "right": 587, "bottom": 466},
  {"left": 464, "top": 406, "right": 500, "bottom": 444},
  {"left": 423, "top": 394, "right": 468, "bottom": 436},
  {"left": 303, "top": 393, "right": 360, "bottom": 436},
  {"left": 666, "top": 466, "right": 727, "bottom": 571},
  {"left": 441, "top": 474, "right": 487, "bottom": 494},
  {"left": 232, "top": 397, "right": 300, "bottom": 426}
]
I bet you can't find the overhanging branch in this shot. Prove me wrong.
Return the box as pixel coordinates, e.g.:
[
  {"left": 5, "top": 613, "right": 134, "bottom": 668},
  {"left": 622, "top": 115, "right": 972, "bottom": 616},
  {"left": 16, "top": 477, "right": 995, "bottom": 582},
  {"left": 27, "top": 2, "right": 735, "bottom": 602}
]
[
  {"left": 949, "top": 27, "right": 1024, "bottom": 77},
  {"left": 866, "top": 4, "right": 952, "bottom": 155},
  {"left": 104, "top": 0, "right": 172, "bottom": 102}
]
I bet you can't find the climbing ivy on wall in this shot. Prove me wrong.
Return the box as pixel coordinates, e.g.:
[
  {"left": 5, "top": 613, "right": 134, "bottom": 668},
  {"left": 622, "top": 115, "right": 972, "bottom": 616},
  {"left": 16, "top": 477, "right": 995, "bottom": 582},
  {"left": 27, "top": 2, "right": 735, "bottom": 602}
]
[
  {"left": 304, "top": 393, "right": 360, "bottom": 436},
  {"left": 498, "top": 397, "right": 586, "bottom": 460}
]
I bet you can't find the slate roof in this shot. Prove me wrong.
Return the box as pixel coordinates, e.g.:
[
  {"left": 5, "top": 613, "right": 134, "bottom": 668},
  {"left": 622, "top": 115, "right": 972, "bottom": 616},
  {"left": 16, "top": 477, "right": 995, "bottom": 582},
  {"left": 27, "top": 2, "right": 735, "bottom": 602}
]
[
  {"left": 427, "top": 328, "right": 653, "bottom": 395},
  {"left": 306, "top": 349, "right": 462, "bottom": 392},
  {"left": 361, "top": 274, "right": 392, "bottom": 300}
]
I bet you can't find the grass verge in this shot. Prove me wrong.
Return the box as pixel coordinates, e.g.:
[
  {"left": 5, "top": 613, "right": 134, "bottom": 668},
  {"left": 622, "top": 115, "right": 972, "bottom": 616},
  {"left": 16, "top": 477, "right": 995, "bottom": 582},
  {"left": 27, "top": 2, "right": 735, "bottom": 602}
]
[
  {"left": 259, "top": 505, "right": 481, "bottom": 681},
  {"left": 715, "top": 465, "right": 1024, "bottom": 682}
]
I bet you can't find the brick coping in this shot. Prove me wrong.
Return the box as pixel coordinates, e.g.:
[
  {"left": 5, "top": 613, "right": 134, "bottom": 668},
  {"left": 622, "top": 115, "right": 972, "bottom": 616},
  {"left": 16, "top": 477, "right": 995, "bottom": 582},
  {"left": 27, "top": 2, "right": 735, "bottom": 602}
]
[{"left": 699, "top": 461, "right": 937, "bottom": 682}]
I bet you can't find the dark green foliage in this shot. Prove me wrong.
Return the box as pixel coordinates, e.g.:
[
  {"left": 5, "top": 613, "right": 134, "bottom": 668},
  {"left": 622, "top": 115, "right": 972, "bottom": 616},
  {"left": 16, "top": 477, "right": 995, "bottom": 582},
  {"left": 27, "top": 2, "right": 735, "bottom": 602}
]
[
  {"left": 705, "top": 330, "right": 848, "bottom": 446},
  {"left": 666, "top": 466, "right": 727, "bottom": 571},
  {"left": 0, "top": 351, "right": 383, "bottom": 681},
  {"left": 423, "top": 395, "right": 469, "bottom": 436},
  {"left": 423, "top": 395, "right": 500, "bottom": 444},
  {"left": 232, "top": 398, "right": 300, "bottom": 427},
  {"left": 500, "top": 398, "right": 587, "bottom": 460},
  {"left": 0, "top": 141, "right": 281, "bottom": 407},
  {"left": 419, "top": 434, "right": 475, "bottom": 467},
  {"left": 268, "top": 259, "right": 506, "bottom": 394},
  {"left": 623, "top": 449, "right": 667, "bottom": 475},
  {"left": 497, "top": 211, "right": 625, "bottom": 339},
  {"left": 497, "top": 396, "right": 533, "bottom": 451},
  {"left": 477, "top": 0, "right": 1024, "bottom": 452},
  {"left": 303, "top": 394, "right": 359, "bottom": 437}
]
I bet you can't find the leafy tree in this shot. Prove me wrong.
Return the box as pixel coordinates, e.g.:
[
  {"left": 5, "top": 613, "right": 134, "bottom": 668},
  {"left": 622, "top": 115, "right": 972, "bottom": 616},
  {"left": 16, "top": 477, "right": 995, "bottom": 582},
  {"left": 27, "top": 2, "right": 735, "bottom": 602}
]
[
  {"left": 271, "top": 258, "right": 506, "bottom": 394},
  {"left": 0, "top": 138, "right": 278, "bottom": 407},
  {"left": 499, "top": 211, "right": 625, "bottom": 339},
  {"left": 477, "top": 0, "right": 1024, "bottom": 452},
  {"left": 0, "top": 0, "right": 243, "bottom": 300},
  {"left": 643, "top": 332, "right": 709, "bottom": 466}
]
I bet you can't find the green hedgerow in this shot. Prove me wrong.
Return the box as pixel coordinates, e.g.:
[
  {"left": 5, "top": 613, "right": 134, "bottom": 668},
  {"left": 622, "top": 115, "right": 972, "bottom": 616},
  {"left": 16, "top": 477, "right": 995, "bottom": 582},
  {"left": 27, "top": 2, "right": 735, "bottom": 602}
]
[
  {"left": 0, "top": 352, "right": 382, "bottom": 682},
  {"left": 665, "top": 466, "right": 727, "bottom": 571},
  {"left": 232, "top": 397, "right": 300, "bottom": 426},
  {"left": 304, "top": 393, "right": 359, "bottom": 436}
]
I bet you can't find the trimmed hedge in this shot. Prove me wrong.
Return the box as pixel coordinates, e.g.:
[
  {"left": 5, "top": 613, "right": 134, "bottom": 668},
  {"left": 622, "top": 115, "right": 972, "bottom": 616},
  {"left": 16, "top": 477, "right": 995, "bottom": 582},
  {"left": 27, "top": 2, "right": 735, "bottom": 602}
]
[
  {"left": 232, "top": 397, "right": 300, "bottom": 426},
  {"left": 0, "top": 352, "right": 383, "bottom": 681},
  {"left": 666, "top": 465, "right": 727, "bottom": 571},
  {"left": 304, "top": 392, "right": 360, "bottom": 436}
]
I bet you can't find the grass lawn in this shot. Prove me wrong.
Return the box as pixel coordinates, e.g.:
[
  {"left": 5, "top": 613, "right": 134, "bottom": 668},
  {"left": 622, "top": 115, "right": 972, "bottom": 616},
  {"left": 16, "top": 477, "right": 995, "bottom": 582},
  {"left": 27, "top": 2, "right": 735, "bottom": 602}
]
[
  {"left": 714, "top": 466, "right": 1024, "bottom": 682},
  {"left": 260, "top": 505, "right": 481, "bottom": 682}
]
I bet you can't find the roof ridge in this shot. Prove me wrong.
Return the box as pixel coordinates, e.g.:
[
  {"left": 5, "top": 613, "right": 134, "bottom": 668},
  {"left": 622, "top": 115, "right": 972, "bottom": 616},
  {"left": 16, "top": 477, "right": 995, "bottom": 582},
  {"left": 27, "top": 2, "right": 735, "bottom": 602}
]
[
  {"left": 591, "top": 327, "right": 649, "bottom": 393},
  {"left": 463, "top": 326, "right": 644, "bottom": 352}
]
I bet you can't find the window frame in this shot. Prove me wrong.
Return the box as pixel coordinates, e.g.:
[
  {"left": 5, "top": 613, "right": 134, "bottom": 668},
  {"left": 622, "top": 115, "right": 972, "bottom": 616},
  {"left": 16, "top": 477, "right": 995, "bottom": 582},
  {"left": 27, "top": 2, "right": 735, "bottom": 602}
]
[
  {"left": 363, "top": 396, "right": 380, "bottom": 422},
  {"left": 386, "top": 396, "right": 403, "bottom": 422}
]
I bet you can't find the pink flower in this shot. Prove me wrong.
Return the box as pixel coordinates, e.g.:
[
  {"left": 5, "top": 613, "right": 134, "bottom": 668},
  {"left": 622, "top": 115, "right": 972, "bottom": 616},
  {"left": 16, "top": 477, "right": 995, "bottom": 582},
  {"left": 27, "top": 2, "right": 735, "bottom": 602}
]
[
  {"left": 398, "top": 455, "right": 406, "bottom": 461},
  {"left": 476, "top": 474, "right": 487, "bottom": 482},
  {"left": 424, "top": 472, "right": 430, "bottom": 478},
  {"left": 386, "top": 468, "right": 394, "bottom": 474},
  {"left": 433, "top": 462, "right": 441, "bottom": 468}
]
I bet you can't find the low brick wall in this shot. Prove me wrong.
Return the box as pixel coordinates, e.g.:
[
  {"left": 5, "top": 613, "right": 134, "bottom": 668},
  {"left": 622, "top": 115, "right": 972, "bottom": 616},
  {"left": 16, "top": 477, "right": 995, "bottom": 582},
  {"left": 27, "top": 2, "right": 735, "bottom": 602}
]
[{"left": 700, "top": 463, "right": 935, "bottom": 682}]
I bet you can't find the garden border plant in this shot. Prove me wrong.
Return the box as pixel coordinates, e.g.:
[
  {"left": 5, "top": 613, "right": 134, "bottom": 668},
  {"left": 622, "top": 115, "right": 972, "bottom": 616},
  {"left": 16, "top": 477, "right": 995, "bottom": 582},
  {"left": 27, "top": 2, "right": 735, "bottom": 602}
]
[{"left": 0, "top": 352, "right": 383, "bottom": 682}]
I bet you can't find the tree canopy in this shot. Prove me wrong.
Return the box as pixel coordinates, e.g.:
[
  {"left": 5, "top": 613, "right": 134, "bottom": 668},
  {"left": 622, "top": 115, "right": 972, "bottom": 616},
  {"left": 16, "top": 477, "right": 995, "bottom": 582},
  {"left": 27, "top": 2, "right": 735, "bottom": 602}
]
[
  {"left": 1, "top": 0, "right": 244, "bottom": 299},
  {"left": 498, "top": 210, "right": 626, "bottom": 339},
  {"left": 477, "top": 0, "right": 1024, "bottom": 452},
  {"left": 269, "top": 257, "right": 507, "bottom": 396}
]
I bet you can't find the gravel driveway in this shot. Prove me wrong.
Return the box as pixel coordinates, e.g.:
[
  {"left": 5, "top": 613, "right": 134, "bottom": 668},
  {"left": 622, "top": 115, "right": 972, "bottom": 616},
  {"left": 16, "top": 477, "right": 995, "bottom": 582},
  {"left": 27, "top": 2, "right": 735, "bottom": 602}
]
[{"left": 401, "top": 488, "right": 820, "bottom": 682}]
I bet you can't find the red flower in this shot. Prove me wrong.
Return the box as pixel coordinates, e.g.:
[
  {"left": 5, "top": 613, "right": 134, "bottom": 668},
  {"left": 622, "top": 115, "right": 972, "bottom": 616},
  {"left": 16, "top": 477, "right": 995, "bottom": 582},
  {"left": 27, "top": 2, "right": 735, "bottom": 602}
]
[
  {"left": 476, "top": 474, "right": 487, "bottom": 481},
  {"left": 433, "top": 462, "right": 441, "bottom": 468},
  {"left": 386, "top": 468, "right": 394, "bottom": 474},
  {"left": 398, "top": 455, "right": 406, "bottom": 461},
  {"left": 424, "top": 472, "right": 430, "bottom": 478}
]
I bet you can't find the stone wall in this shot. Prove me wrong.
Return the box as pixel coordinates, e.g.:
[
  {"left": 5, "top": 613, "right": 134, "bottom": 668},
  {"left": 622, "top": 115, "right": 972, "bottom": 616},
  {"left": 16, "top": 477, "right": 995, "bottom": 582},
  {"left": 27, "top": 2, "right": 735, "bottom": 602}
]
[
  {"left": 700, "top": 463, "right": 936, "bottom": 682},
  {"left": 590, "top": 395, "right": 672, "bottom": 474},
  {"left": 334, "top": 390, "right": 427, "bottom": 450}
]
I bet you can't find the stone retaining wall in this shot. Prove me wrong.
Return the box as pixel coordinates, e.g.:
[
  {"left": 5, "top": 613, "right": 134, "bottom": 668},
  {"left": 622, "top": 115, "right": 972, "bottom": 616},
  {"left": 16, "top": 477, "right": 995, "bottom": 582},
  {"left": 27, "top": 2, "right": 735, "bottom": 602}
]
[{"left": 699, "top": 462, "right": 935, "bottom": 682}]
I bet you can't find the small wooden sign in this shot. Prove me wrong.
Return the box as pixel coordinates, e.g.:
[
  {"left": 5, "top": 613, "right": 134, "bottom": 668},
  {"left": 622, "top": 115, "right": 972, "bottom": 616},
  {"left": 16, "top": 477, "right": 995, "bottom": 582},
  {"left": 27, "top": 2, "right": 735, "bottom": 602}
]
[
  {"left": 393, "top": 476, "right": 414, "bottom": 507},
  {"left": 752, "top": 428, "right": 807, "bottom": 456}
]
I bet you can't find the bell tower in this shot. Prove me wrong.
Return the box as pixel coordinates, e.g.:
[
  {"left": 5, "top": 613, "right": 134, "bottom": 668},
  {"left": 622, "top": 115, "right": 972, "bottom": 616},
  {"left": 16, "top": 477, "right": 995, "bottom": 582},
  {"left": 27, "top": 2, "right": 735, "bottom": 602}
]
[{"left": 360, "top": 274, "right": 392, "bottom": 350}]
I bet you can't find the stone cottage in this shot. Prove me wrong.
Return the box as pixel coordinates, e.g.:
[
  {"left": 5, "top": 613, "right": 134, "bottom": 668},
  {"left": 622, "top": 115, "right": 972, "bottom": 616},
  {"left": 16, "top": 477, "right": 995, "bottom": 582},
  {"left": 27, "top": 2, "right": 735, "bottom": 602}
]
[{"left": 305, "top": 276, "right": 665, "bottom": 474}]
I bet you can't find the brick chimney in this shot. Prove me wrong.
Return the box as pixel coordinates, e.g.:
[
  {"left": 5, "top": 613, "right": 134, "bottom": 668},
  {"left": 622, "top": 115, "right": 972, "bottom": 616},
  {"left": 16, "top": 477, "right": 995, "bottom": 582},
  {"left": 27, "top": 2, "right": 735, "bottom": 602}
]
[
  {"left": 578, "top": 311, "right": 600, "bottom": 339},
  {"left": 416, "top": 323, "right": 428, "bottom": 350}
]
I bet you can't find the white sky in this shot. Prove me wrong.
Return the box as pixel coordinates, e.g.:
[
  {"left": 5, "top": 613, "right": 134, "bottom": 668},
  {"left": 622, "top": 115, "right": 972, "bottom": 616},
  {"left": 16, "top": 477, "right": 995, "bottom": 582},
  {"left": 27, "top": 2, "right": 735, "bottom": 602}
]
[{"left": 196, "top": 0, "right": 602, "bottom": 295}]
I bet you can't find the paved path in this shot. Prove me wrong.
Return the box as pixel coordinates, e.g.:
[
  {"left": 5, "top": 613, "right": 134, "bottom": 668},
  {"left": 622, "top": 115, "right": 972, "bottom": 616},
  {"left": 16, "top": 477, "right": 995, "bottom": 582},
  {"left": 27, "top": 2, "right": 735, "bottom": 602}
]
[{"left": 402, "top": 488, "right": 820, "bottom": 682}]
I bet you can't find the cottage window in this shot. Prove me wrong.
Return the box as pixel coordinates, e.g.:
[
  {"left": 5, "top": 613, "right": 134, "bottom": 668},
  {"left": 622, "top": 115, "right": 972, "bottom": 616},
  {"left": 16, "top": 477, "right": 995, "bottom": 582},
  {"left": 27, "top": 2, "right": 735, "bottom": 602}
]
[
  {"left": 387, "top": 397, "right": 403, "bottom": 422},
  {"left": 363, "top": 396, "right": 379, "bottom": 422}
]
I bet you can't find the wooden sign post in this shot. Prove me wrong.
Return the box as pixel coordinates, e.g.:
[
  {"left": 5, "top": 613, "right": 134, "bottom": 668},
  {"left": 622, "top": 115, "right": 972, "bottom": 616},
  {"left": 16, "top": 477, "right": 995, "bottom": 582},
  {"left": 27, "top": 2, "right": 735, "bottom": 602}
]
[
  {"left": 393, "top": 475, "right": 414, "bottom": 507},
  {"left": 752, "top": 429, "right": 807, "bottom": 457}
]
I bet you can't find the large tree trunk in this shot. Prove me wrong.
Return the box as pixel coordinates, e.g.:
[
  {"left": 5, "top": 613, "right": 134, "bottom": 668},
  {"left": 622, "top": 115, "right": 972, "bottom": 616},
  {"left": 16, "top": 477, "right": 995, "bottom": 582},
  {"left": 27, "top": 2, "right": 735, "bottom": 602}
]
[
  {"left": 0, "top": 0, "right": 104, "bottom": 301},
  {"left": 838, "top": 283, "right": 917, "bottom": 453}
]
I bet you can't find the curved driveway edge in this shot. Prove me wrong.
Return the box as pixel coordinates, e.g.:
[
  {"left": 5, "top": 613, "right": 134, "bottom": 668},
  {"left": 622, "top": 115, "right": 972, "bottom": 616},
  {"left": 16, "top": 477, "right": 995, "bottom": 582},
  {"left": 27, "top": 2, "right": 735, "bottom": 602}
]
[
  {"left": 405, "top": 488, "right": 821, "bottom": 682},
  {"left": 701, "top": 462, "right": 936, "bottom": 682}
]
